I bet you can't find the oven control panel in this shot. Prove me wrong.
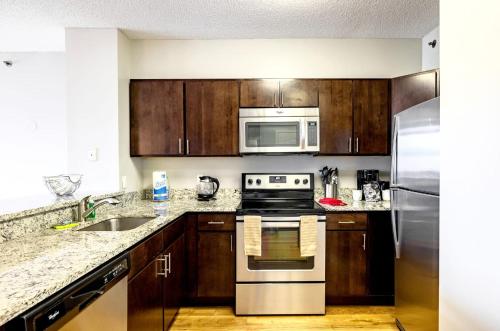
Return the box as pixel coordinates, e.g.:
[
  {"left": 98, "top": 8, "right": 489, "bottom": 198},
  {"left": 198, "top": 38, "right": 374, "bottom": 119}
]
[{"left": 244, "top": 173, "right": 312, "bottom": 190}]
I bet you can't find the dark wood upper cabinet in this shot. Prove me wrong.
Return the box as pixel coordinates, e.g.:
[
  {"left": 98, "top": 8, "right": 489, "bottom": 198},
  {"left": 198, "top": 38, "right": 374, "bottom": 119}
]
[
  {"left": 391, "top": 70, "right": 438, "bottom": 116},
  {"left": 326, "top": 230, "right": 367, "bottom": 299},
  {"left": 280, "top": 79, "right": 319, "bottom": 107},
  {"left": 128, "top": 256, "right": 164, "bottom": 331},
  {"left": 240, "top": 79, "right": 279, "bottom": 108},
  {"left": 130, "top": 80, "right": 184, "bottom": 156},
  {"left": 197, "top": 231, "right": 235, "bottom": 299},
  {"left": 319, "top": 80, "right": 353, "bottom": 154},
  {"left": 353, "top": 79, "right": 390, "bottom": 155},
  {"left": 163, "top": 234, "right": 185, "bottom": 330},
  {"left": 185, "top": 80, "right": 239, "bottom": 156}
]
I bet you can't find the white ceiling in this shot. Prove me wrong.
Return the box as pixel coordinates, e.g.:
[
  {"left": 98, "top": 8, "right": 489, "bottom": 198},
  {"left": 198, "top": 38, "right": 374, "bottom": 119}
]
[{"left": 0, "top": 0, "right": 438, "bottom": 51}]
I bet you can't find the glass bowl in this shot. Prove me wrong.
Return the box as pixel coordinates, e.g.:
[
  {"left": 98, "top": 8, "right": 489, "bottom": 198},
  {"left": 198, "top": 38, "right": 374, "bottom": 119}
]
[{"left": 44, "top": 174, "right": 83, "bottom": 196}]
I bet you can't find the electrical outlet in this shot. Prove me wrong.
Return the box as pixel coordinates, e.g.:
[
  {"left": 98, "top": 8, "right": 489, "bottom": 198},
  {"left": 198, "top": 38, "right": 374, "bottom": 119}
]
[{"left": 88, "top": 148, "right": 98, "bottom": 161}]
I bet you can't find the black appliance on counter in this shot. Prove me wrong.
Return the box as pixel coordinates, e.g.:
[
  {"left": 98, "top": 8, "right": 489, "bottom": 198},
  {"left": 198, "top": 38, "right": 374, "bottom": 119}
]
[{"left": 357, "top": 169, "right": 380, "bottom": 190}]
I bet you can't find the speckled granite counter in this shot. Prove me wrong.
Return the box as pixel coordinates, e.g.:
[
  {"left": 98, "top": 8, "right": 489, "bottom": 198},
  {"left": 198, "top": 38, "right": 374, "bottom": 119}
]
[
  {"left": 317, "top": 199, "right": 390, "bottom": 212},
  {"left": 0, "top": 191, "right": 389, "bottom": 326},
  {"left": 0, "top": 197, "right": 239, "bottom": 326}
]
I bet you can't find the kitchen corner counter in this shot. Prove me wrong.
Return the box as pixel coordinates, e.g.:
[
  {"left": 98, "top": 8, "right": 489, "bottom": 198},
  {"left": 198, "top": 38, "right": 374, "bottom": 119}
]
[
  {"left": 317, "top": 199, "right": 391, "bottom": 212},
  {"left": 0, "top": 197, "right": 240, "bottom": 326}
]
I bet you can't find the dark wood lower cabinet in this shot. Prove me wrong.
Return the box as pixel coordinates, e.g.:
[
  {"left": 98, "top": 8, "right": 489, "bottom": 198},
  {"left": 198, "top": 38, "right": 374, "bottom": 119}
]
[
  {"left": 197, "top": 231, "right": 235, "bottom": 300},
  {"left": 325, "top": 212, "right": 394, "bottom": 305},
  {"left": 128, "top": 256, "right": 163, "bottom": 331},
  {"left": 326, "top": 230, "right": 367, "bottom": 299},
  {"left": 163, "top": 234, "right": 185, "bottom": 330}
]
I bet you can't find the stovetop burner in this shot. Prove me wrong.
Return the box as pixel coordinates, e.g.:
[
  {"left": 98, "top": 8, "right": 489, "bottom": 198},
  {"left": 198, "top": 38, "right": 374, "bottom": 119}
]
[{"left": 236, "top": 173, "right": 325, "bottom": 216}]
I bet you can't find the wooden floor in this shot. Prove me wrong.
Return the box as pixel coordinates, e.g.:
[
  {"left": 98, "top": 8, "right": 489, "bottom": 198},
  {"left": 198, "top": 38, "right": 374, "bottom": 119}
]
[{"left": 170, "top": 306, "right": 398, "bottom": 331}]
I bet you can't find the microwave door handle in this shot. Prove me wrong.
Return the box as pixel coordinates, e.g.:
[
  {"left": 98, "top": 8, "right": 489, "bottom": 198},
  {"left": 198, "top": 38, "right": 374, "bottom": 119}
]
[{"left": 300, "top": 119, "right": 306, "bottom": 150}]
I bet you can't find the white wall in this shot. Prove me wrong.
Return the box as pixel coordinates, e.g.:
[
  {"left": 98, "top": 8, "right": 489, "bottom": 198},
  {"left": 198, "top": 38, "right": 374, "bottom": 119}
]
[
  {"left": 422, "top": 27, "right": 439, "bottom": 70},
  {"left": 131, "top": 39, "right": 421, "bottom": 79},
  {"left": 66, "top": 28, "right": 142, "bottom": 193},
  {"left": 142, "top": 156, "right": 390, "bottom": 190},
  {"left": 118, "top": 31, "right": 143, "bottom": 192},
  {"left": 440, "top": 0, "right": 500, "bottom": 330},
  {"left": 66, "top": 28, "right": 120, "bottom": 193},
  {"left": 0, "top": 52, "right": 67, "bottom": 199}
]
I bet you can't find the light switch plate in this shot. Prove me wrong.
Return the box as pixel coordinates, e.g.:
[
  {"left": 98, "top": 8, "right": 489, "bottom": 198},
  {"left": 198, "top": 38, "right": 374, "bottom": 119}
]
[{"left": 88, "top": 148, "right": 98, "bottom": 161}]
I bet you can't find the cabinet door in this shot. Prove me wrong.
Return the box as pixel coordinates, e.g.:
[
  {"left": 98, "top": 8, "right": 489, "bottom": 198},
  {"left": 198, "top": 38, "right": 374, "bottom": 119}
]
[
  {"left": 319, "top": 80, "right": 353, "bottom": 154},
  {"left": 163, "top": 235, "right": 185, "bottom": 330},
  {"left": 197, "top": 231, "right": 235, "bottom": 298},
  {"left": 280, "top": 79, "right": 319, "bottom": 107},
  {"left": 391, "top": 71, "right": 437, "bottom": 115},
  {"left": 128, "top": 256, "right": 163, "bottom": 331},
  {"left": 353, "top": 80, "right": 390, "bottom": 155},
  {"left": 130, "top": 80, "right": 184, "bottom": 156},
  {"left": 186, "top": 80, "right": 239, "bottom": 156},
  {"left": 326, "top": 230, "right": 367, "bottom": 299},
  {"left": 240, "top": 79, "right": 279, "bottom": 108}
]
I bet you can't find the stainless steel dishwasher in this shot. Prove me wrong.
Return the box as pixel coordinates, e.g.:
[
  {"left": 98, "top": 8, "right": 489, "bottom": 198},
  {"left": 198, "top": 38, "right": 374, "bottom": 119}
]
[{"left": 10, "top": 254, "right": 129, "bottom": 331}]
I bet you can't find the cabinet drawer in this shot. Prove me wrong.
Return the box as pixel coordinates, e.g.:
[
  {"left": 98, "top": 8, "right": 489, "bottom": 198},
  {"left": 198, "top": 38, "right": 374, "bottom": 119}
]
[
  {"left": 198, "top": 214, "right": 235, "bottom": 231},
  {"left": 163, "top": 216, "right": 185, "bottom": 249},
  {"left": 129, "top": 230, "right": 163, "bottom": 278},
  {"left": 327, "top": 213, "right": 367, "bottom": 230}
]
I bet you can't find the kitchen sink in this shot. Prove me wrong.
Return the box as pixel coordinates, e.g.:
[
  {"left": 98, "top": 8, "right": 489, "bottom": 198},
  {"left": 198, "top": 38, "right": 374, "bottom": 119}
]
[{"left": 78, "top": 217, "right": 155, "bottom": 231}]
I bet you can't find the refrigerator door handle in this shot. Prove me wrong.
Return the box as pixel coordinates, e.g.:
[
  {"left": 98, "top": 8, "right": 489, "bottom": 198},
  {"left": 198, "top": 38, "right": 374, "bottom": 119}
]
[
  {"left": 391, "top": 116, "right": 399, "bottom": 187},
  {"left": 390, "top": 188, "right": 401, "bottom": 259}
]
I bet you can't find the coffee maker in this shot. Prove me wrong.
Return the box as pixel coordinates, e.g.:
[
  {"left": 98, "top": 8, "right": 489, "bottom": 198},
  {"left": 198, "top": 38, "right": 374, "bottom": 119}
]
[{"left": 357, "top": 169, "right": 380, "bottom": 190}]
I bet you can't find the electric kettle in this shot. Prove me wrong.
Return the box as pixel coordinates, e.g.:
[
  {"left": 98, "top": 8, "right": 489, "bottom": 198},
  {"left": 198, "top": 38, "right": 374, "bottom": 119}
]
[{"left": 196, "top": 176, "right": 220, "bottom": 201}]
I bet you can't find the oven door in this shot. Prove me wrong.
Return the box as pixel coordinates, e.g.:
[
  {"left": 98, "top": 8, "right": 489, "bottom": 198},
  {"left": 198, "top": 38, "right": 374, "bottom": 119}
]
[{"left": 236, "top": 217, "right": 325, "bottom": 282}]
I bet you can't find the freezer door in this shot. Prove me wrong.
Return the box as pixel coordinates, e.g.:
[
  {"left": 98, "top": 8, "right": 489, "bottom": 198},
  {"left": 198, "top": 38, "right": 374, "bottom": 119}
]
[
  {"left": 392, "top": 188, "right": 439, "bottom": 331},
  {"left": 391, "top": 98, "right": 439, "bottom": 195}
]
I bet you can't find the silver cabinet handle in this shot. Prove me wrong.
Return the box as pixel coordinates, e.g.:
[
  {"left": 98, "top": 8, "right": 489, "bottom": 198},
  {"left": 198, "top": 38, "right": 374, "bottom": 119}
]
[
  {"left": 186, "top": 139, "right": 190, "bottom": 155},
  {"left": 178, "top": 138, "right": 182, "bottom": 154},
  {"left": 338, "top": 221, "right": 355, "bottom": 224},
  {"left": 156, "top": 256, "right": 167, "bottom": 277},
  {"left": 348, "top": 137, "right": 352, "bottom": 153},
  {"left": 230, "top": 234, "right": 233, "bottom": 252},
  {"left": 167, "top": 252, "right": 171, "bottom": 275},
  {"left": 362, "top": 233, "right": 366, "bottom": 251},
  {"left": 355, "top": 137, "right": 359, "bottom": 153},
  {"left": 208, "top": 221, "right": 224, "bottom": 225}
]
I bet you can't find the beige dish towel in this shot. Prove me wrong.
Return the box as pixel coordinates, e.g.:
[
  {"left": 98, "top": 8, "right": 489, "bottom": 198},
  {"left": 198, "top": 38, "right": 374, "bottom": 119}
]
[
  {"left": 300, "top": 215, "right": 318, "bottom": 257},
  {"left": 244, "top": 215, "right": 262, "bottom": 256}
]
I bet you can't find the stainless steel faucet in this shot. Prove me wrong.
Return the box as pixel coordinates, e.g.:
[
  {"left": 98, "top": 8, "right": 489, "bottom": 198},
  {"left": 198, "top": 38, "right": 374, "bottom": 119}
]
[{"left": 76, "top": 195, "right": 120, "bottom": 223}]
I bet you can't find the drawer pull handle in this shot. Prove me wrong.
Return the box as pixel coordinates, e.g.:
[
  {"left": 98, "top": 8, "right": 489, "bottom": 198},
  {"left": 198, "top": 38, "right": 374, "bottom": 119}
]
[
  {"left": 338, "top": 221, "right": 356, "bottom": 224},
  {"left": 156, "top": 256, "right": 167, "bottom": 277},
  {"left": 208, "top": 221, "right": 225, "bottom": 225}
]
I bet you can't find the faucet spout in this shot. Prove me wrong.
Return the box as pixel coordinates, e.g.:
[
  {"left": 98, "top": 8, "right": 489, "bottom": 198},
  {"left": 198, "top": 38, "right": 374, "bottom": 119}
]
[{"left": 77, "top": 196, "right": 120, "bottom": 222}]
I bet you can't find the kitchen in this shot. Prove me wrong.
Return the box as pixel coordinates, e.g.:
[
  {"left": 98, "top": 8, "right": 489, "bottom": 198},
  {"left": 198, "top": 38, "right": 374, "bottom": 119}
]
[{"left": 0, "top": 1, "right": 499, "bottom": 331}]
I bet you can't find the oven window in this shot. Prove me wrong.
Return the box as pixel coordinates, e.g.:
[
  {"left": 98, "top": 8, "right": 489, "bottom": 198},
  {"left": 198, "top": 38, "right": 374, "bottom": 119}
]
[
  {"left": 245, "top": 122, "right": 300, "bottom": 147},
  {"left": 248, "top": 225, "right": 315, "bottom": 270}
]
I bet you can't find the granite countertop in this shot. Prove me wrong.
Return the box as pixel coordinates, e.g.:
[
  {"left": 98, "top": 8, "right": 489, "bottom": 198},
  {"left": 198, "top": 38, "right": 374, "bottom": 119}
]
[
  {"left": 0, "top": 194, "right": 389, "bottom": 326},
  {"left": 0, "top": 197, "right": 239, "bottom": 326}
]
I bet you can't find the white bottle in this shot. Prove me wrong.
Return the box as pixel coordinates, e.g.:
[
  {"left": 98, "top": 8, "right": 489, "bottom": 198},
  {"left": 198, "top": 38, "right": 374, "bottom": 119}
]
[{"left": 153, "top": 171, "right": 169, "bottom": 201}]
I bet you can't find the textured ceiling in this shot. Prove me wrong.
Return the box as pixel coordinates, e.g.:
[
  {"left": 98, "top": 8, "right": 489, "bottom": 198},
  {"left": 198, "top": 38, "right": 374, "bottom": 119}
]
[{"left": 0, "top": 0, "right": 438, "bottom": 41}]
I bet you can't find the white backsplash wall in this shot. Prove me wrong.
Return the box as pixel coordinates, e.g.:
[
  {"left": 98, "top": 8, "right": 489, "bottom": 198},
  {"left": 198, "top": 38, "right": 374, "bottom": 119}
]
[{"left": 142, "top": 156, "right": 390, "bottom": 190}]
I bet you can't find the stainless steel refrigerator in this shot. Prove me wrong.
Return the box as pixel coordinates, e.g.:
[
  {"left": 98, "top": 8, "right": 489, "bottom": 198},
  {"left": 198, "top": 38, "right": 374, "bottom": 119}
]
[{"left": 391, "top": 97, "right": 439, "bottom": 331}]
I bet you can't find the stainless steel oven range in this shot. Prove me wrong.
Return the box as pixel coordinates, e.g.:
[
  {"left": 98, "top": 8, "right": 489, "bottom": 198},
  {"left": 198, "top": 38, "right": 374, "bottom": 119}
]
[{"left": 235, "top": 173, "right": 326, "bottom": 315}]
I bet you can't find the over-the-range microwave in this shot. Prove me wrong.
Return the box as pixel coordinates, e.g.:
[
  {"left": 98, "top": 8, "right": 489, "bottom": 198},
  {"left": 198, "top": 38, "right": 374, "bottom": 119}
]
[{"left": 239, "top": 108, "right": 320, "bottom": 154}]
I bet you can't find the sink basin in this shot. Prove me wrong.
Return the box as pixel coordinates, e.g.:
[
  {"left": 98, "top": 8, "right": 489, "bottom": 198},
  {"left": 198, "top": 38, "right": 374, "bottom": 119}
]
[{"left": 78, "top": 217, "right": 155, "bottom": 232}]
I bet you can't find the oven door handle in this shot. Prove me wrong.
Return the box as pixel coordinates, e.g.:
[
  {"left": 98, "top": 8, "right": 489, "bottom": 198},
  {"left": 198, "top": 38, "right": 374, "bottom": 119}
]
[{"left": 261, "top": 222, "right": 300, "bottom": 228}]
